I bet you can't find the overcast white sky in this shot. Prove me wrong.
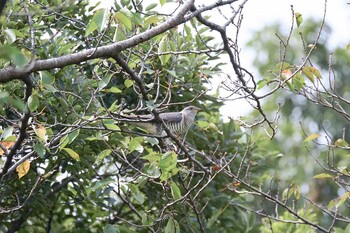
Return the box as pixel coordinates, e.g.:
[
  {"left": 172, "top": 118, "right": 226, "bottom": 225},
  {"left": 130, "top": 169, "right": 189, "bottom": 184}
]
[{"left": 92, "top": 0, "right": 350, "bottom": 117}]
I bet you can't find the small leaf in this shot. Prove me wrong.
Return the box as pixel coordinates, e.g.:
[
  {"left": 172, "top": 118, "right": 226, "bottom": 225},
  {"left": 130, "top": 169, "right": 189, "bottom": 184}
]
[
  {"left": 141, "top": 149, "right": 161, "bottom": 162},
  {"left": 304, "top": 133, "right": 320, "bottom": 142},
  {"left": 4, "top": 29, "right": 16, "bottom": 44},
  {"left": 91, "top": 177, "right": 114, "bottom": 192},
  {"left": 95, "top": 149, "right": 112, "bottom": 164},
  {"left": 99, "top": 74, "right": 113, "bottom": 90},
  {"left": 309, "top": 66, "right": 322, "bottom": 79},
  {"left": 146, "top": 3, "right": 158, "bottom": 11},
  {"left": 197, "top": 120, "right": 209, "bottom": 129},
  {"left": 104, "top": 124, "right": 121, "bottom": 131},
  {"left": 124, "top": 79, "right": 134, "bottom": 88},
  {"left": 16, "top": 159, "right": 30, "bottom": 179},
  {"left": 128, "top": 137, "right": 144, "bottom": 153},
  {"left": 33, "top": 124, "right": 48, "bottom": 143},
  {"left": 159, "top": 0, "right": 167, "bottom": 6},
  {"left": 335, "top": 139, "right": 349, "bottom": 147},
  {"left": 106, "top": 87, "right": 122, "bottom": 93},
  {"left": 170, "top": 182, "right": 181, "bottom": 200},
  {"left": 63, "top": 148, "right": 80, "bottom": 161},
  {"left": 295, "top": 12, "right": 303, "bottom": 27},
  {"left": 115, "top": 10, "right": 132, "bottom": 31},
  {"left": 1, "top": 126, "right": 14, "bottom": 141},
  {"left": 158, "top": 34, "right": 171, "bottom": 65},
  {"left": 33, "top": 143, "right": 46, "bottom": 158},
  {"left": 328, "top": 192, "right": 350, "bottom": 210},
  {"left": 313, "top": 173, "right": 334, "bottom": 179},
  {"left": 28, "top": 94, "right": 40, "bottom": 112},
  {"left": 302, "top": 66, "right": 315, "bottom": 82},
  {"left": 103, "top": 224, "right": 120, "bottom": 233},
  {"left": 145, "top": 137, "right": 159, "bottom": 146},
  {"left": 127, "top": 184, "right": 145, "bottom": 204},
  {"left": 85, "top": 9, "right": 109, "bottom": 36},
  {"left": 165, "top": 217, "right": 180, "bottom": 233}
]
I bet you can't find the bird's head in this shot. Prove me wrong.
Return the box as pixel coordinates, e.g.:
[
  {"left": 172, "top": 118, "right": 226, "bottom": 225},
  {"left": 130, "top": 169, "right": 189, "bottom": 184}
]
[{"left": 181, "top": 106, "right": 201, "bottom": 118}]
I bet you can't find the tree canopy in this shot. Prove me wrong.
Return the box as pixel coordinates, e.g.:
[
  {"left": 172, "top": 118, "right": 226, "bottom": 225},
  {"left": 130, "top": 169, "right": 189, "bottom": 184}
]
[{"left": 1, "top": 0, "right": 350, "bottom": 232}]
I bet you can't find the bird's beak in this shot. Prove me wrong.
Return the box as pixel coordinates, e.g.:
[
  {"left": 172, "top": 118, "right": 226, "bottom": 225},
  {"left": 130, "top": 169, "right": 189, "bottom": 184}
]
[{"left": 196, "top": 107, "right": 202, "bottom": 111}]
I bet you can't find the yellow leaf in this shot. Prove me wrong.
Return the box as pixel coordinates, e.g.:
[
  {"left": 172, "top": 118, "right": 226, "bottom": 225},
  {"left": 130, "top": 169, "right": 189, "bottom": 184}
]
[
  {"left": 309, "top": 66, "right": 321, "bottom": 79},
  {"left": 16, "top": 159, "right": 30, "bottom": 179},
  {"left": 303, "top": 133, "right": 320, "bottom": 142},
  {"left": 33, "top": 124, "right": 48, "bottom": 143},
  {"left": 302, "top": 67, "right": 314, "bottom": 82},
  {"left": 294, "top": 12, "right": 303, "bottom": 27},
  {"left": 63, "top": 148, "right": 80, "bottom": 161},
  {"left": 313, "top": 173, "right": 334, "bottom": 179},
  {"left": 0, "top": 141, "right": 15, "bottom": 156}
]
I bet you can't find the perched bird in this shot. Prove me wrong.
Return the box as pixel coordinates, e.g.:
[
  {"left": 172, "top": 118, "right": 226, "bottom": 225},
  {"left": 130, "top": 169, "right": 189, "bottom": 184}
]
[{"left": 120, "top": 106, "right": 201, "bottom": 137}]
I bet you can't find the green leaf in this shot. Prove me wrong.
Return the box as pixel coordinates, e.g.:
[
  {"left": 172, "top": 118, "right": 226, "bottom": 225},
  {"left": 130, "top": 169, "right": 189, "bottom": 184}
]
[
  {"left": 346, "top": 43, "right": 350, "bottom": 50},
  {"left": 335, "top": 139, "right": 349, "bottom": 147},
  {"left": 105, "top": 124, "right": 121, "bottom": 131},
  {"left": 165, "top": 217, "right": 180, "bottom": 233},
  {"left": 303, "top": 133, "right": 320, "bottom": 142},
  {"left": 95, "top": 149, "right": 112, "bottom": 164},
  {"left": 127, "top": 184, "right": 145, "bottom": 204},
  {"left": 99, "top": 74, "right": 113, "bottom": 90},
  {"left": 257, "top": 79, "right": 269, "bottom": 90},
  {"left": 159, "top": 152, "right": 177, "bottom": 171},
  {"left": 91, "top": 177, "right": 114, "bottom": 192},
  {"left": 292, "top": 73, "right": 305, "bottom": 91},
  {"left": 4, "top": 29, "right": 16, "bottom": 44},
  {"left": 197, "top": 120, "right": 209, "bottom": 129},
  {"left": 144, "top": 15, "right": 163, "bottom": 25},
  {"left": 158, "top": 34, "right": 171, "bottom": 65},
  {"left": 313, "top": 173, "right": 334, "bottom": 179},
  {"left": 27, "top": 94, "right": 40, "bottom": 112},
  {"left": 159, "top": 0, "right": 167, "bottom": 6},
  {"left": 146, "top": 3, "right": 158, "bottom": 11},
  {"left": 106, "top": 87, "right": 122, "bottom": 93},
  {"left": 60, "top": 130, "right": 80, "bottom": 150},
  {"left": 295, "top": 12, "right": 303, "bottom": 27},
  {"left": 1, "top": 126, "right": 14, "bottom": 141},
  {"left": 9, "top": 96, "right": 27, "bottom": 112},
  {"left": 41, "top": 72, "right": 55, "bottom": 86},
  {"left": 145, "top": 137, "right": 159, "bottom": 146},
  {"left": 128, "top": 137, "right": 144, "bottom": 153},
  {"left": 0, "top": 45, "right": 29, "bottom": 68},
  {"left": 85, "top": 9, "right": 109, "bottom": 36},
  {"left": 63, "top": 148, "right": 80, "bottom": 161},
  {"left": 159, "top": 152, "right": 178, "bottom": 181},
  {"left": 141, "top": 149, "right": 161, "bottom": 162},
  {"left": 115, "top": 9, "right": 132, "bottom": 31},
  {"left": 124, "top": 79, "right": 134, "bottom": 88},
  {"left": 328, "top": 192, "right": 350, "bottom": 210},
  {"left": 103, "top": 224, "right": 120, "bottom": 233},
  {"left": 170, "top": 182, "right": 181, "bottom": 200},
  {"left": 33, "top": 143, "right": 46, "bottom": 158}
]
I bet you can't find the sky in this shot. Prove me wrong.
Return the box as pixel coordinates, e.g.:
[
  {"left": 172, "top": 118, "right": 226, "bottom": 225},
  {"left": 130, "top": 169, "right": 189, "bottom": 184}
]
[{"left": 91, "top": 0, "right": 350, "bottom": 117}]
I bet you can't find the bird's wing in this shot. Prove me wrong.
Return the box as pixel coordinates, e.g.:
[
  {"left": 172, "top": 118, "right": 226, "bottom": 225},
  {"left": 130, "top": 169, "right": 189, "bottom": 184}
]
[
  {"left": 122, "top": 114, "right": 153, "bottom": 121},
  {"left": 159, "top": 112, "right": 183, "bottom": 123}
]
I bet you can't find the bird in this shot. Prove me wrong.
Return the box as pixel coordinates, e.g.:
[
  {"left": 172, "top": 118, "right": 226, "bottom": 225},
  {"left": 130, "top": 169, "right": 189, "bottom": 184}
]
[{"left": 119, "top": 106, "right": 201, "bottom": 137}]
